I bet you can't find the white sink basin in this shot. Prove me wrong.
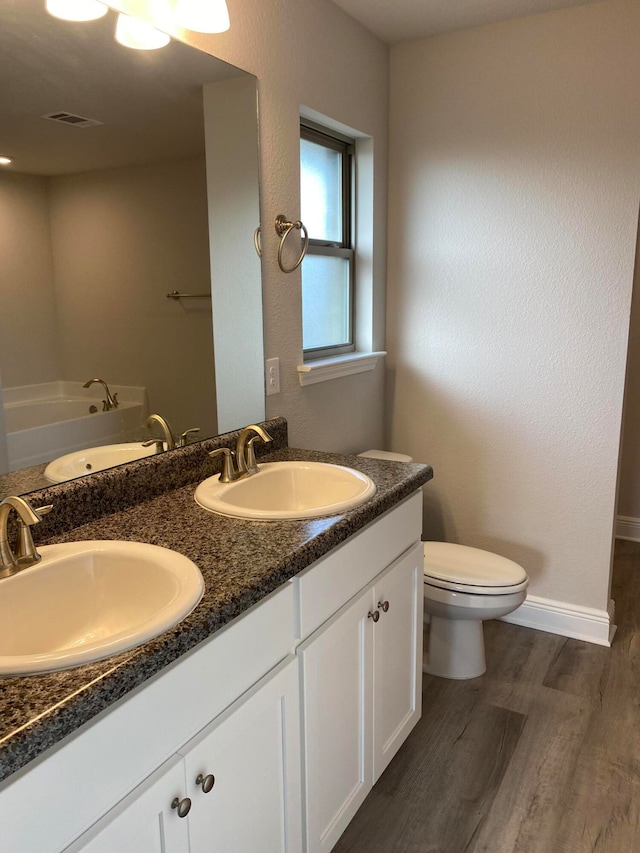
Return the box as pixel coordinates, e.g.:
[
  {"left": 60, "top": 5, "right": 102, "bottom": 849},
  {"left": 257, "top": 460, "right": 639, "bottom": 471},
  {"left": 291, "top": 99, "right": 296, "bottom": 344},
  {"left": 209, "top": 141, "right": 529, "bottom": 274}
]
[
  {"left": 44, "top": 442, "right": 164, "bottom": 483},
  {"left": 194, "top": 461, "right": 376, "bottom": 520},
  {"left": 0, "top": 541, "right": 204, "bottom": 676}
]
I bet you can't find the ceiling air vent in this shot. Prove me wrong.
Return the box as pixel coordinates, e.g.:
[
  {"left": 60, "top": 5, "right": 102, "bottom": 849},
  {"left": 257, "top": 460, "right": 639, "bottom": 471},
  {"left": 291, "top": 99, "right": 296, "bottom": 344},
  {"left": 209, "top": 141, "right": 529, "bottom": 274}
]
[{"left": 42, "top": 112, "right": 104, "bottom": 128}]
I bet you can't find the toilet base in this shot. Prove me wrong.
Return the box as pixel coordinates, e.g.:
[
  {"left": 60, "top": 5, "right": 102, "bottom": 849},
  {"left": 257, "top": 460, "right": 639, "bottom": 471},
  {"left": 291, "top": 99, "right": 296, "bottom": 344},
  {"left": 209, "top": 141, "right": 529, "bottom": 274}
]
[{"left": 422, "top": 615, "right": 486, "bottom": 679}]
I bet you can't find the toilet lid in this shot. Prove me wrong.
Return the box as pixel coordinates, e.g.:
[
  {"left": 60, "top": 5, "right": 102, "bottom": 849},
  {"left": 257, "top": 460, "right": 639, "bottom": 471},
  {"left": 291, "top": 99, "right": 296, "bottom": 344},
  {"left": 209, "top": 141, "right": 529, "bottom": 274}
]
[{"left": 423, "top": 542, "right": 527, "bottom": 594}]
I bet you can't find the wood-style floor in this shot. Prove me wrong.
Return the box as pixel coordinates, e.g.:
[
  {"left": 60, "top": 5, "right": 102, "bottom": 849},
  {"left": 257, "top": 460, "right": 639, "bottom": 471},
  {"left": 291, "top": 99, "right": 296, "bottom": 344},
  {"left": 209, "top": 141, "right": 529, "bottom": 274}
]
[{"left": 334, "top": 539, "right": 640, "bottom": 853}]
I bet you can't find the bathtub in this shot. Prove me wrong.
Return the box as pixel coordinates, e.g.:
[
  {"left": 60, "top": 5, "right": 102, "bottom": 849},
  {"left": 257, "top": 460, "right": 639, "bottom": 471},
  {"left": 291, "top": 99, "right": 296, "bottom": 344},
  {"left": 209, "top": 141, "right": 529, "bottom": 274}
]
[{"left": 2, "top": 381, "right": 147, "bottom": 472}]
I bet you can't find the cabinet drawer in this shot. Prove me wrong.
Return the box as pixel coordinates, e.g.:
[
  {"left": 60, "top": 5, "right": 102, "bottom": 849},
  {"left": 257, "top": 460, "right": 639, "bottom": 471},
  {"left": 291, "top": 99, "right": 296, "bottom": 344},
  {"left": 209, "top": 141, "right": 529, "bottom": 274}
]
[{"left": 293, "top": 491, "right": 422, "bottom": 639}]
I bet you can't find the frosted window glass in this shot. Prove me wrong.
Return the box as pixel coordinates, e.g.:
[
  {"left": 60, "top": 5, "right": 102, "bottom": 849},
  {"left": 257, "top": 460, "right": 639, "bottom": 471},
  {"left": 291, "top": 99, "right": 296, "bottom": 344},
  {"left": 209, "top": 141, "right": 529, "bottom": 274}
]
[
  {"left": 302, "top": 255, "right": 350, "bottom": 350},
  {"left": 300, "top": 139, "right": 342, "bottom": 243}
]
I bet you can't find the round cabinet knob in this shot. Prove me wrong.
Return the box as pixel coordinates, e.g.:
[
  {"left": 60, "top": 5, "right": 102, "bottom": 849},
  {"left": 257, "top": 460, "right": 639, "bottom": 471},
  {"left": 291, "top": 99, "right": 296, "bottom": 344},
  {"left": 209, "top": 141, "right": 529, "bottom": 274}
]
[
  {"left": 171, "top": 796, "right": 192, "bottom": 818},
  {"left": 378, "top": 600, "right": 390, "bottom": 613},
  {"left": 196, "top": 773, "right": 215, "bottom": 793},
  {"left": 368, "top": 609, "right": 380, "bottom": 622}
]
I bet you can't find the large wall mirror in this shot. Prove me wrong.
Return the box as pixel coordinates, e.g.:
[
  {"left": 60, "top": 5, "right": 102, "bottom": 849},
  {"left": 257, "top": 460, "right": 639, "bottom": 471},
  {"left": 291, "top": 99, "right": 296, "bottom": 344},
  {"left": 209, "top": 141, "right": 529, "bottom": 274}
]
[{"left": 0, "top": 0, "right": 265, "bottom": 496}]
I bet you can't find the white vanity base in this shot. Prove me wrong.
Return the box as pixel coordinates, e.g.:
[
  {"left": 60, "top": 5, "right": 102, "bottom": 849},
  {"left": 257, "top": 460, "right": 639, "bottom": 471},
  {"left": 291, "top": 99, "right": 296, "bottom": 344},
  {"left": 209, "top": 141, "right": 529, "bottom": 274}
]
[{"left": 0, "top": 492, "right": 424, "bottom": 853}]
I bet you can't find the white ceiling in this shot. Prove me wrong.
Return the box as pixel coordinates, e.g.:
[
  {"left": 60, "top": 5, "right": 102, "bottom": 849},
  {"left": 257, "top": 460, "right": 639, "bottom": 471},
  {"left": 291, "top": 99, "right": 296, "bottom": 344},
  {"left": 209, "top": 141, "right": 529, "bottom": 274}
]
[
  {"left": 329, "top": 0, "right": 602, "bottom": 44},
  {"left": 1, "top": 0, "right": 243, "bottom": 175}
]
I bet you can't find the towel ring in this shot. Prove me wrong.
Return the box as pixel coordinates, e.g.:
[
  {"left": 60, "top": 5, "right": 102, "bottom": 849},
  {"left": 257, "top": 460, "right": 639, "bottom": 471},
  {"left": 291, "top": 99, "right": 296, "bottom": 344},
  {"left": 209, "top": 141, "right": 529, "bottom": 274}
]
[
  {"left": 275, "top": 214, "right": 309, "bottom": 273},
  {"left": 253, "top": 226, "right": 262, "bottom": 258}
]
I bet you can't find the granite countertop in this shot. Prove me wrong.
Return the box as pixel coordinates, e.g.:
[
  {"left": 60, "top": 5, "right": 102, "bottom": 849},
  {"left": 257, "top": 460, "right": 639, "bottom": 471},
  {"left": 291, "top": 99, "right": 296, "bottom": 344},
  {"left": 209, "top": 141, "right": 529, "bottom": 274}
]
[{"left": 0, "top": 437, "right": 432, "bottom": 785}]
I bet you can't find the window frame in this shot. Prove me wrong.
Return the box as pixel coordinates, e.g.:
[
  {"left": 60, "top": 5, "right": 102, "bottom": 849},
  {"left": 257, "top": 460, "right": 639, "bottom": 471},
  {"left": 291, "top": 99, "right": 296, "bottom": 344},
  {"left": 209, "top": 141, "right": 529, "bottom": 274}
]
[{"left": 300, "top": 120, "right": 356, "bottom": 360}]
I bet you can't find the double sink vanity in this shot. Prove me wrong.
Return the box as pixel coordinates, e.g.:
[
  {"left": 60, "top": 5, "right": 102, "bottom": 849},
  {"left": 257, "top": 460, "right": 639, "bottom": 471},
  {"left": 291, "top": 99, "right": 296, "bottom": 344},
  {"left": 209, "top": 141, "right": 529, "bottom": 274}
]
[{"left": 0, "top": 417, "right": 432, "bottom": 852}]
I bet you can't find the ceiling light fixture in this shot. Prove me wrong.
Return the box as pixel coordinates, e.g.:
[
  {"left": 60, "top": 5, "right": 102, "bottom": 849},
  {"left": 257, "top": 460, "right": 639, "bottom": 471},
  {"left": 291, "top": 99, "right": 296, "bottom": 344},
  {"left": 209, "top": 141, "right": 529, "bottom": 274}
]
[
  {"left": 45, "top": 0, "right": 108, "bottom": 22},
  {"left": 0, "top": 156, "right": 14, "bottom": 167},
  {"left": 115, "top": 13, "right": 171, "bottom": 50},
  {"left": 174, "top": 0, "right": 230, "bottom": 33}
]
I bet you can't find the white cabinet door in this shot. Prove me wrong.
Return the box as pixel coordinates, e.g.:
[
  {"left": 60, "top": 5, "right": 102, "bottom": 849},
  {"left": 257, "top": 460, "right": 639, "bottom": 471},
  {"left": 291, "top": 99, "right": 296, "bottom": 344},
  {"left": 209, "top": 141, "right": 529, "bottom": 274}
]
[
  {"left": 180, "top": 655, "right": 302, "bottom": 853},
  {"left": 298, "top": 586, "right": 374, "bottom": 853},
  {"left": 372, "top": 543, "right": 423, "bottom": 782},
  {"left": 64, "top": 754, "right": 190, "bottom": 853}
]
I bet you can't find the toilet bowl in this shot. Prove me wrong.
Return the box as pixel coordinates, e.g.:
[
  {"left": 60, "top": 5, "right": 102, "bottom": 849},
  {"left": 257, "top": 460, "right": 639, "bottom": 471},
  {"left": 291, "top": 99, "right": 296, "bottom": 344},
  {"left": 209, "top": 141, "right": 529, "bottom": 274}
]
[
  {"left": 359, "top": 450, "right": 529, "bottom": 680},
  {"left": 422, "top": 542, "right": 528, "bottom": 679}
]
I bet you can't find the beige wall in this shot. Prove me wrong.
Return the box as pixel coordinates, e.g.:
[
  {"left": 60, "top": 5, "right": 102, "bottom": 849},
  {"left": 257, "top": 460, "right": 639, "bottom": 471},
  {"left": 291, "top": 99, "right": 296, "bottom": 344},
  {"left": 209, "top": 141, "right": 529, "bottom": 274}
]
[
  {"left": 107, "top": 0, "right": 390, "bottom": 455},
  {"left": 203, "top": 77, "right": 263, "bottom": 434},
  {"left": 386, "top": 0, "right": 640, "bottom": 613},
  {"left": 0, "top": 172, "right": 61, "bottom": 387},
  {"left": 616, "top": 225, "right": 640, "bottom": 520},
  {"left": 49, "top": 157, "right": 217, "bottom": 437}
]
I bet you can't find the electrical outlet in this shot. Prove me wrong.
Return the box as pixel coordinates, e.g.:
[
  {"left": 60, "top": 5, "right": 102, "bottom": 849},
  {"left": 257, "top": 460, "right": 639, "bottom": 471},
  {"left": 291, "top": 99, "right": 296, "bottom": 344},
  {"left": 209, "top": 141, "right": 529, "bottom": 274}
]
[{"left": 266, "top": 357, "right": 280, "bottom": 396}]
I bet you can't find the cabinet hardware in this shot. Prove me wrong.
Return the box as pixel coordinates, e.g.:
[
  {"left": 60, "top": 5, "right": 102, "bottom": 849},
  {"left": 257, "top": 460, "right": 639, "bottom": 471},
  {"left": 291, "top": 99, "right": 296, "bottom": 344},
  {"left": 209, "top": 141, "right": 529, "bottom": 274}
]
[
  {"left": 367, "top": 609, "right": 380, "bottom": 622},
  {"left": 171, "top": 796, "right": 192, "bottom": 818},
  {"left": 196, "top": 773, "right": 216, "bottom": 793},
  {"left": 378, "top": 600, "right": 390, "bottom": 613}
]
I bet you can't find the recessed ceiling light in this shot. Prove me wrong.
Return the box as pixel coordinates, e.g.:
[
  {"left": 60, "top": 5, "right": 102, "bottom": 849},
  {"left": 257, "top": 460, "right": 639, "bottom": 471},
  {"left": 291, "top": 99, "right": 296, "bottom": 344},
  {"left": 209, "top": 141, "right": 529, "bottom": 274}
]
[
  {"left": 175, "top": 0, "right": 230, "bottom": 33},
  {"left": 45, "top": 0, "right": 108, "bottom": 22},
  {"left": 0, "top": 156, "right": 14, "bottom": 166},
  {"left": 115, "top": 13, "right": 171, "bottom": 50}
]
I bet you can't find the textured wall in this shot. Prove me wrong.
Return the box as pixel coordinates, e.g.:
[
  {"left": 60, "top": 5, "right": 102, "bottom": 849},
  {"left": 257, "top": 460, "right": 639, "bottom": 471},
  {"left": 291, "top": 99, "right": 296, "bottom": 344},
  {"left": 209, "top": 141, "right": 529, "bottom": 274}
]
[
  {"left": 49, "top": 157, "right": 217, "bottom": 437},
  {"left": 203, "top": 77, "right": 263, "bottom": 434},
  {"left": 0, "top": 173, "right": 61, "bottom": 387},
  {"left": 617, "top": 231, "right": 640, "bottom": 520},
  {"left": 386, "top": 0, "right": 640, "bottom": 612},
  {"left": 107, "top": 0, "right": 389, "bottom": 454}
]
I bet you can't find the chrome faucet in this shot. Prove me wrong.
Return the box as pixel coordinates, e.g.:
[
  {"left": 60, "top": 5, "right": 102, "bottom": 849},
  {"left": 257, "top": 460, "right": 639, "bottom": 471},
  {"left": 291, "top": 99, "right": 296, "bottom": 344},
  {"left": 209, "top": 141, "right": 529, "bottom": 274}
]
[
  {"left": 83, "top": 378, "right": 119, "bottom": 411},
  {"left": 0, "top": 497, "right": 51, "bottom": 579}
]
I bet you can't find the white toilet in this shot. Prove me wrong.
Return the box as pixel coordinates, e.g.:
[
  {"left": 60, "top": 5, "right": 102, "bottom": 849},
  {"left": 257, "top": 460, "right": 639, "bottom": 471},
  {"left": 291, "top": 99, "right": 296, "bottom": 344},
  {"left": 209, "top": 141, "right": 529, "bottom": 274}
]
[
  {"left": 421, "top": 541, "right": 528, "bottom": 679},
  {"left": 359, "top": 450, "right": 529, "bottom": 680}
]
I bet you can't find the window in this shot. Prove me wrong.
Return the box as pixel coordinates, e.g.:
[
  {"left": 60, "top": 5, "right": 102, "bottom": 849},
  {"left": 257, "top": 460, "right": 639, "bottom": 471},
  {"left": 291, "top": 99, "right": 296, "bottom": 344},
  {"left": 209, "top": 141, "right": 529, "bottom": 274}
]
[{"left": 300, "top": 122, "right": 355, "bottom": 359}]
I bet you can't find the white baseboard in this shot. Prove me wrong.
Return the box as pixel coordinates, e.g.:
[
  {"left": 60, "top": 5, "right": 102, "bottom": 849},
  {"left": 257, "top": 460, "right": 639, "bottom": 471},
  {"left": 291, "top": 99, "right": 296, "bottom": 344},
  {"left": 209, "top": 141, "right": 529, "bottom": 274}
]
[
  {"left": 500, "top": 594, "right": 616, "bottom": 647},
  {"left": 616, "top": 515, "right": 640, "bottom": 543}
]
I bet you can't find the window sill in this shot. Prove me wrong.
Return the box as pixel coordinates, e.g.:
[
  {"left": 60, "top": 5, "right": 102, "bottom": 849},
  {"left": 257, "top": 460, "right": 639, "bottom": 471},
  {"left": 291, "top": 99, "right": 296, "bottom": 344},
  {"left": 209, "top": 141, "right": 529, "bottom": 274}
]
[{"left": 297, "top": 351, "right": 386, "bottom": 387}]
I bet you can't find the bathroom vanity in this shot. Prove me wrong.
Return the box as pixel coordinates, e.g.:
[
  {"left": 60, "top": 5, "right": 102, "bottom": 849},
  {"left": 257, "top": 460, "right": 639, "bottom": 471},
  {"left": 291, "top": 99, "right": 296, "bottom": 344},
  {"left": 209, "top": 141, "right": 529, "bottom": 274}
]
[{"left": 0, "top": 419, "right": 432, "bottom": 852}]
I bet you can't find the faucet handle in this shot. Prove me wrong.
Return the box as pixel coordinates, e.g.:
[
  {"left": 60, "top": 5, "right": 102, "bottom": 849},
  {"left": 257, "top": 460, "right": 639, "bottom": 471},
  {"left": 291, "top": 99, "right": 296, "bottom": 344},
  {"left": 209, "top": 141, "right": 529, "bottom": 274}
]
[
  {"left": 102, "top": 393, "right": 118, "bottom": 411},
  {"left": 209, "top": 448, "right": 238, "bottom": 483},
  {"left": 179, "top": 428, "right": 200, "bottom": 448},
  {"left": 15, "top": 504, "right": 53, "bottom": 568}
]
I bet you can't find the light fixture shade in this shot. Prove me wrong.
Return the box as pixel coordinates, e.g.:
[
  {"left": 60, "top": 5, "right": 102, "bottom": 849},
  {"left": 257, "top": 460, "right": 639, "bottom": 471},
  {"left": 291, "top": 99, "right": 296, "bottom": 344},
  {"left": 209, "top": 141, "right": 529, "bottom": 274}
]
[
  {"left": 0, "top": 156, "right": 13, "bottom": 166},
  {"left": 45, "top": 0, "right": 108, "bottom": 22},
  {"left": 174, "top": 0, "right": 230, "bottom": 33},
  {"left": 115, "top": 13, "right": 171, "bottom": 50}
]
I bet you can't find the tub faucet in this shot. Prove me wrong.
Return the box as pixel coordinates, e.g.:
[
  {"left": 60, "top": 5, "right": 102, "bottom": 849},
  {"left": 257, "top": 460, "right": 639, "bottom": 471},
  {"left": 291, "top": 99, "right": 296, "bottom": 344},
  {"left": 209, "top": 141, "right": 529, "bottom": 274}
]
[
  {"left": 0, "top": 496, "right": 51, "bottom": 579},
  {"left": 83, "top": 378, "right": 119, "bottom": 411},
  {"left": 143, "top": 413, "right": 176, "bottom": 451}
]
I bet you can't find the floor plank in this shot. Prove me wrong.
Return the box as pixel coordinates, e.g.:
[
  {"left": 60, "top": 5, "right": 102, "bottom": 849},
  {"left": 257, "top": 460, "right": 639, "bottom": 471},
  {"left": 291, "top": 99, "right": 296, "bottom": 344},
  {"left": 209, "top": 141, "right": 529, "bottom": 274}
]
[{"left": 333, "top": 539, "right": 640, "bottom": 853}]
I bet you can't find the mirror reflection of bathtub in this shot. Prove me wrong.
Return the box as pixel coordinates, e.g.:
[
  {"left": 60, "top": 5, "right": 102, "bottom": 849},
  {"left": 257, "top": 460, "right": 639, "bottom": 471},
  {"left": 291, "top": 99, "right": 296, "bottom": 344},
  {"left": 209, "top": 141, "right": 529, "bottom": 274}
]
[{"left": 3, "top": 382, "right": 146, "bottom": 472}]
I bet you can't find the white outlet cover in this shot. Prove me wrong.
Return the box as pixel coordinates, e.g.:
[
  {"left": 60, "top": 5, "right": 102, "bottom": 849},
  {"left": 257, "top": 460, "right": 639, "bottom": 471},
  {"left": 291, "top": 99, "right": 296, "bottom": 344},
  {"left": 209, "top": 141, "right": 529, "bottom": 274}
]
[{"left": 266, "top": 357, "right": 280, "bottom": 396}]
